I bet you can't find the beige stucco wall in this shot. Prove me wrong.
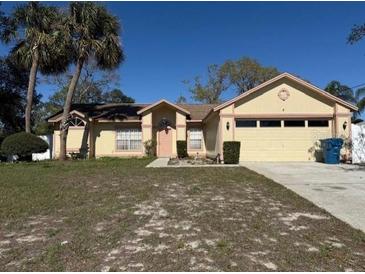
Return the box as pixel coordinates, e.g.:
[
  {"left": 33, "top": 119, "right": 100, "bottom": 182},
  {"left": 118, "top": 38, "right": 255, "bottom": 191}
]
[
  {"left": 233, "top": 78, "right": 334, "bottom": 114},
  {"left": 335, "top": 103, "right": 351, "bottom": 139},
  {"left": 218, "top": 78, "right": 353, "bottom": 161},
  {"left": 176, "top": 111, "right": 186, "bottom": 141},
  {"left": 53, "top": 127, "right": 88, "bottom": 158},
  {"left": 203, "top": 112, "right": 220, "bottom": 158},
  {"left": 141, "top": 112, "right": 153, "bottom": 155},
  {"left": 93, "top": 122, "right": 143, "bottom": 157}
]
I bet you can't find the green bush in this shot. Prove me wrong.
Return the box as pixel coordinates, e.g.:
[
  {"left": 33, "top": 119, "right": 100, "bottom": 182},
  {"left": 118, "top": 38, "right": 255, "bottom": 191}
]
[
  {"left": 1, "top": 132, "right": 49, "bottom": 160},
  {"left": 177, "top": 140, "right": 188, "bottom": 158},
  {"left": 223, "top": 141, "right": 241, "bottom": 164},
  {"left": 144, "top": 139, "right": 157, "bottom": 156}
]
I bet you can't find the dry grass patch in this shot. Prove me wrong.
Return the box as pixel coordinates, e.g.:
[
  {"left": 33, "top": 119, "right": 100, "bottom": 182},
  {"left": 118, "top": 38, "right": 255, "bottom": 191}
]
[{"left": 0, "top": 158, "right": 364, "bottom": 271}]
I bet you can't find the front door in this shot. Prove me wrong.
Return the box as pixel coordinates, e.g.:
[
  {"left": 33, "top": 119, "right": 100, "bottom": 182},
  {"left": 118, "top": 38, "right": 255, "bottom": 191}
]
[{"left": 158, "top": 128, "right": 172, "bottom": 157}]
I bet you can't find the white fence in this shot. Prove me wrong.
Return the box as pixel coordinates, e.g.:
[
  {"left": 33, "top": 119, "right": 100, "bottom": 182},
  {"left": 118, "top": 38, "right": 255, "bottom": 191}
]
[
  {"left": 352, "top": 124, "right": 365, "bottom": 164},
  {"left": 32, "top": 135, "right": 53, "bottom": 161}
]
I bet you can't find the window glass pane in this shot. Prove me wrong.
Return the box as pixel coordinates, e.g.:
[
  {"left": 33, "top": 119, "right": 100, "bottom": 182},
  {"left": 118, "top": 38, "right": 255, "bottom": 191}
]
[
  {"left": 284, "top": 120, "right": 305, "bottom": 127},
  {"left": 236, "top": 120, "right": 257, "bottom": 128},
  {"left": 189, "top": 128, "right": 202, "bottom": 149},
  {"left": 260, "top": 120, "right": 281, "bottom": 127},
  {"left": 116, "top": 128, "right": 142, "bottom": 150},
  {"left": 308, "top": 120, "right": 329, "bottom": 127}
]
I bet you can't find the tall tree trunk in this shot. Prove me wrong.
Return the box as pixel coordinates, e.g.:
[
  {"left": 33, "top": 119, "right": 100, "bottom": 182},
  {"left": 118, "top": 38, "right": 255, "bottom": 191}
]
[
  {"left": 59, "top": 59, "right": 84, "bottom": 160},
  {"left": 25, "top": 48, "right": 39, "bottom": 133}
]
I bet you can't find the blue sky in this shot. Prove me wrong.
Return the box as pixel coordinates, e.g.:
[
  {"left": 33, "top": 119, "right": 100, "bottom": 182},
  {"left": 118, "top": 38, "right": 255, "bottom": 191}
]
[{"left": 1, "top": 1, "right": 365, "bottom": 109}]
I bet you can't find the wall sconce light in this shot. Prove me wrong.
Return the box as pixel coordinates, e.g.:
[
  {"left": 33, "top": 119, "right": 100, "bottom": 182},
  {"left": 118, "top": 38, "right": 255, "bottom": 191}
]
[
  {"left": 343, "top": 121, "right": 347, "bottom": 130},
  {"left": 226, "top": 121, "right": 230, "bottom": 130}
]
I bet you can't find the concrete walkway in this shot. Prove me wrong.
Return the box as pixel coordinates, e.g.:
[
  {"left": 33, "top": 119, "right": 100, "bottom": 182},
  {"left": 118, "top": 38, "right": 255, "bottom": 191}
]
[
  {"left": 146, "top": 158, "right": 170, "bottom": 168},
  {"left": 241, "top": 162, "right": 365, "bottom": 233}
]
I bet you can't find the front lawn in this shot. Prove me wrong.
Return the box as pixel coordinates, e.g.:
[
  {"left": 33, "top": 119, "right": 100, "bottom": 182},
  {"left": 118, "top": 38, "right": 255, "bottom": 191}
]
[{"left": 0, "top": 158, "right": 364, "bottom": 271}]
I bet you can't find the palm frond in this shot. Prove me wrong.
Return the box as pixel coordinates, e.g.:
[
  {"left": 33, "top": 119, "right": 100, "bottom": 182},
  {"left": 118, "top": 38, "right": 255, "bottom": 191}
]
[
  {"left": 355, "top": 87, "right": 365, "bottom": 101},
  {"left": 357, "top": 97, "right": 365, "bottom": 114}
]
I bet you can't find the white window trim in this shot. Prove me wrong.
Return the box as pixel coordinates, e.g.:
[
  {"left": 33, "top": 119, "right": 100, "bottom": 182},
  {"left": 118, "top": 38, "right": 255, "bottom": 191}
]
[{"left": 69, "top": 117, "right": 86, "bottom": 127}]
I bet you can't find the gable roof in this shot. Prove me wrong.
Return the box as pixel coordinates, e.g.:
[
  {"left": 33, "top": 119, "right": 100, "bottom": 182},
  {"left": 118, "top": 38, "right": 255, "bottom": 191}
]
[
  {"left": 47, "top": 103, "right": 148, "bottom": 122},
  {"left": 213, "top": 72, "right": 358, "bottom": 112},
  {"left": 47, "top": 102, "right": 216, "bottom": 123},
  {"left": 177, "top": 104, "right": 218, "bottom": 120},
  {"left": 136, "top": 99, "right": 190, "bottom": 115}
]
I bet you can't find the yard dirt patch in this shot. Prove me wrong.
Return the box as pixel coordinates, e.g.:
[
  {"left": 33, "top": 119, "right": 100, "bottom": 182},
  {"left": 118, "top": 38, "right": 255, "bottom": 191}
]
[{"left": 0, "top": 158, "right": 364, "bottom": 271}]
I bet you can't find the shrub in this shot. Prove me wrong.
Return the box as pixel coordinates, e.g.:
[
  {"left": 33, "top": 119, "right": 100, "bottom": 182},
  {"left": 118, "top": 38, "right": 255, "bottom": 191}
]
[
  {"left": 144, "top": 139, "right": 157, "bottom": 156},
  {"left": 177, "top": 140, "right": 188, "bottom": 158},
  {"left": 223, "top": 141, "right": 241, "bottom": 164},
  {"left": 1, "top": 132, "right": 49, "bottom": 160},
  {"left": 0, "top": 133, "right": 7, "bottom": 161}
]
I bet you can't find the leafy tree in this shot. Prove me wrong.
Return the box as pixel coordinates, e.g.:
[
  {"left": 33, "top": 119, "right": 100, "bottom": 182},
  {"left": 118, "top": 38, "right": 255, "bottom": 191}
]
[
  {"left": 32, "top": 101, "right": 54, "bottom": 135},
  {"left": 176, "top": 95, "right": 187, "bottom": 103},
  {"left": 185, "top": 64, "right": 229, "bottom": 104},
  {"left": 0, "top": 2, "right": 70, "bottom": 133},
  {"left": 348, "top": 23, "right": 365, "bottom": 44},
  {"left": 59, "top": 2, "right": 124, "bottom": 160},
  {"left": 102, "top": 89, "right": 134, "bottom": 104},
  {"left": 222, "top": 57, "right": 280, "bottom": 94},
  {"left": 185, "top": 57, "right": 279, "bottom": 103},
  {"left": 0, "top": 56, "right": 29, "bottom": 133}
]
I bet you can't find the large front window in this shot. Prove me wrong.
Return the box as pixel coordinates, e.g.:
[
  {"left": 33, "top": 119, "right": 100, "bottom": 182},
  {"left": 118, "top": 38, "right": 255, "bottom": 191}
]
[
  {"left": 189, "top": 128, "right": 202, "bottom": 150},
  {"left": 116, "top": 128, "right": 142, "bottom": 151}
]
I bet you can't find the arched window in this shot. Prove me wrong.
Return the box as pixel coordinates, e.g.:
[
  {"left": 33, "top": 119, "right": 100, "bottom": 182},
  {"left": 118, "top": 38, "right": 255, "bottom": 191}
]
[{"left": 69, "top": 117, "right": 85, "bottom": 127}]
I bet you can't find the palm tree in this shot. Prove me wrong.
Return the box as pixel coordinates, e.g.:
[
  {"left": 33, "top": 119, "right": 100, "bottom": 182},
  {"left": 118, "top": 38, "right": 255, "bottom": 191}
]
[
  {"left": 354, "top": 88, "right": 365, "bottom": 119},
  {"left": 324, "top": 80, "right": 365, "bottom": 119},
  {"left": 59, "top": 2, "right": 124, "bottom": 160},
  {"left": 1, "top": 2, "right": 71, "bottom": 133}
]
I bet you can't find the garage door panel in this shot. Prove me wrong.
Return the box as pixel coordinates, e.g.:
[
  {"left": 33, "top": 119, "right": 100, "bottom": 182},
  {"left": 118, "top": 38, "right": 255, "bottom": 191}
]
[{"left": 236, "top": 126, "right": 332, "bottom": 161}]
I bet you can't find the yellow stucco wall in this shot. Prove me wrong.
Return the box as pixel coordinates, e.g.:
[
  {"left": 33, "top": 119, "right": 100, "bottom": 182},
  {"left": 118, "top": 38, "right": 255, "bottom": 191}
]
[
  {"left": 93, "top": 122, "right": 143, "bottom": 157},
  {"left": 141, "top": 112, "right": 153, "bottom": 155},
  {"left": 233, "top": 78, "right": 334, "bottom": 114},
  {"left": 203, "top": 112, "right": 220, "bottom": 158},
  {"left": 219, "top": 78, "right": 353, "bottom": 161},
  {"left": 335, "top": 103, "right": 351, "bottom": 139},
  {"left": 176, "top": 111, "right": 186, "bottom": 141},
  {"left": 53, "top": 127, "right": 88, "bottom": 158}
]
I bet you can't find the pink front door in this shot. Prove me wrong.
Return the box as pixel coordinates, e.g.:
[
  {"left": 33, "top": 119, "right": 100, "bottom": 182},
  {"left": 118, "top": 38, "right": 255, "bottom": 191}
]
[{"left": 158, "top": 128, "right": 172, "bottom": 157}]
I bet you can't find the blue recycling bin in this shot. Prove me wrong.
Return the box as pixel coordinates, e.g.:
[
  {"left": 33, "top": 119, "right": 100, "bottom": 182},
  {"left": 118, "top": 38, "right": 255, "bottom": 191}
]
[{"left": 322, "top": 138, "right": 343, "bottom": 164}]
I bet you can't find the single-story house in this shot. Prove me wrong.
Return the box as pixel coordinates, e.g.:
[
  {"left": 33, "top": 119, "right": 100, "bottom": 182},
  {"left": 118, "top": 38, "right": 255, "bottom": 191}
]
[{"left": 48, "top": 72, "right": 358, "bottom": 161}]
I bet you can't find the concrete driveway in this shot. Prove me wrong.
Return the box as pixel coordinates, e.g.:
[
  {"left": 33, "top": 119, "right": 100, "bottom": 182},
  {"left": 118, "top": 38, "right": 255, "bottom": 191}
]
[{"left": 241, "top": 162, "right": 365, "bottom": 232}]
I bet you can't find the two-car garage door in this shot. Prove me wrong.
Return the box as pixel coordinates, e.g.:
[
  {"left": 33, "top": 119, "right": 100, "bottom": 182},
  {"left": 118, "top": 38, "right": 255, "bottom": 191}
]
[{"left": 235, "top": 119, "right": 332, "bottom": 161}]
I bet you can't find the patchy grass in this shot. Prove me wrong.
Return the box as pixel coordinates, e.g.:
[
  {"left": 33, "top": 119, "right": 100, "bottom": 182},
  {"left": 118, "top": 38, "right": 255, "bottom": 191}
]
[{"left": 0, "top": 158, "right": 364, "bottom": 271}]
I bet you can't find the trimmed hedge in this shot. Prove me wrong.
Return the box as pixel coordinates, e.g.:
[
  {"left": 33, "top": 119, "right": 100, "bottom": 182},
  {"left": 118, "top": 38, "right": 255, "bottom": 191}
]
[
  {"left": 223, "top": 141, "right": 241, "bottom": 164},
  {"left": 1, "top": 132, "right": 49, "bottom": 160},
  {"left": 177, "top": 140, "right": 188, "bottom": 158}
]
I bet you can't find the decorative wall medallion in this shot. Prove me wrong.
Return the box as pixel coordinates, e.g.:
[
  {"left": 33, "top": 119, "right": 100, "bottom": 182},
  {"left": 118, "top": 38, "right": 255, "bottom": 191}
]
[{"left": 278, "top": 88, "right": 290, "bottom": 101}]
